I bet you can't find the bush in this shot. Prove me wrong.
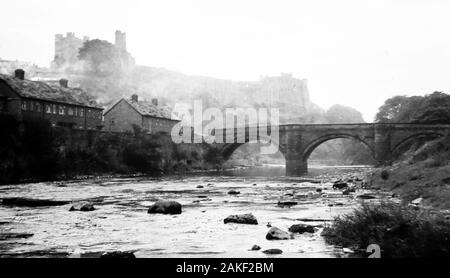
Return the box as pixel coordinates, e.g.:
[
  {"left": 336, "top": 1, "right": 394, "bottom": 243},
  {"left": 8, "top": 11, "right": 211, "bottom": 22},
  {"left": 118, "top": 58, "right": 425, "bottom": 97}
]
[
  {"left": 322, "top": 203, "right": 450, "bottom": 257},
  {"left": 380, "top": 170, "right": 390, "bottom": 180}
]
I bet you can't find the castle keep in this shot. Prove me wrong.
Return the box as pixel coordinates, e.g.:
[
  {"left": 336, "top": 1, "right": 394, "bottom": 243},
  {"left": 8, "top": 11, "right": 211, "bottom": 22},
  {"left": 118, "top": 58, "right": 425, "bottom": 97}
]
[{"left": 51, "top": 31, "right": 135, "bottom": 72}]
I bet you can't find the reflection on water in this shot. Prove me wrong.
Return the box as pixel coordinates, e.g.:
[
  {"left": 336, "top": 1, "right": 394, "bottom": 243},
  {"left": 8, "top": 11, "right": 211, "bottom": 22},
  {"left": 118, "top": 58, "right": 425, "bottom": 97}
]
[{"left": 0, "top": 165, "right": 388, "bottom": 258}]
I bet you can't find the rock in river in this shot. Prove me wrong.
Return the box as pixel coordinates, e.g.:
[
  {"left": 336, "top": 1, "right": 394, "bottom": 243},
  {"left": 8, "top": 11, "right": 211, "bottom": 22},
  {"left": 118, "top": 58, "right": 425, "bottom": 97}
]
[
  {"left": 266, "top": 227, "right": 293, "bottom": 240},
  {"left": 69, "top": 202, "right": 95, "bottom": 212},
  {"left": 357, "top": 194, "right": 376, "bottom": 200},
  {"left": 228, "top": 190, "right": 241, "bottom": 195},
  {"left": 332, "top": 182, "right": 348, "bottom": 190},
  {"left": 148, "top": 201, "right": 182, "bottom": 215},
  {"left": 343, "top": 188, "right": 356, "bottom": 195},
  {"left": 101, "top": 251, "right": 136, "bottom": 259},
  {"left": 250, "top": 245, "right": 261, "bottom": 251},
  {"left": 224, "top": 213, "right": 258, "bottom": 225},
  {"left": 277, "top": 201, "right": 298, "bottom": 207},
  {"left": 288, "top": 224, "right": 315, "bottom": 234},
  {"left": 1, "top": 197, "right": 70, "bottom": 207},
  {"left": 263, "top": 249, "right": 283, "bottom": 255}
]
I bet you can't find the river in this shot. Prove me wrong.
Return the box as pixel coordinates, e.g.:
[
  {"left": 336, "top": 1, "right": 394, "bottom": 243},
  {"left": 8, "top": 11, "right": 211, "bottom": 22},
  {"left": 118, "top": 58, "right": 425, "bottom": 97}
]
[{"left": 0, "top": 165, "right": 394, "bottom": 258}]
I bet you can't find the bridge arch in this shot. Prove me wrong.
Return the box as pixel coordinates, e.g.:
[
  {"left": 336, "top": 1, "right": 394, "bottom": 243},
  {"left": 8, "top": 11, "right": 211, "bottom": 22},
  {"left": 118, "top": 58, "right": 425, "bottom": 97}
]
[
  {"left": 220, "top": 136, "right": 284, "bottom": 161},
  {"left": 302, "top": 133, "right": 376, "bottom": 163}
]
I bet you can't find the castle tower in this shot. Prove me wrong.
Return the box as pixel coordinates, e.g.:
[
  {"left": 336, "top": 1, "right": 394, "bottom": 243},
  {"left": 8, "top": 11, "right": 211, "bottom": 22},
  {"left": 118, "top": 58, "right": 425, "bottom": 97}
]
[{"left": 115, "top": 30, "right": 127, "bottom": 51}]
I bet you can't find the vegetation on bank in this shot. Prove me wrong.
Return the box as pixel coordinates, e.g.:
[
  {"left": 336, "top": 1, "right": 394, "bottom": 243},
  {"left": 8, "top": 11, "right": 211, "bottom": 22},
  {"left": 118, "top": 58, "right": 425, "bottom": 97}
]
[
  {"left": 0, "top": 114, "right": 223, "bottom": 184},
  {"left": 368, "top": 136, "right": 450, "bottom": 209},
  {"left": 322, "top": 203, "right": 450, "bottom": 257}
]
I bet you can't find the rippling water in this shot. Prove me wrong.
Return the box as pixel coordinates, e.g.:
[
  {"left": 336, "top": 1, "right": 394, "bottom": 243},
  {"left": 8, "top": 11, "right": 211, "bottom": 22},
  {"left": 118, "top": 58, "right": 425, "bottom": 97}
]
[{"left": 0, "top": 166, "right": 393, "bottom": 258}]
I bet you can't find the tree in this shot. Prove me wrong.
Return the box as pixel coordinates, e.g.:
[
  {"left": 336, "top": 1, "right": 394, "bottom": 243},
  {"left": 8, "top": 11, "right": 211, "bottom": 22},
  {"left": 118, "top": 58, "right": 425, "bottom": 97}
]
[
  {"left": 325, "top": 104, "right": 364, "bottom": 124},
  {"left": 375, "top": 92, "right": 450, "bottom": 124},
  {"left": 78, "top": 39, "right": 119, "bottom": 76},
  {"left": 412, "top": 92, "right": 450, "bottom": 124},
  {"left": 375, "top": 95, "right": 423, "bottom": 123}
]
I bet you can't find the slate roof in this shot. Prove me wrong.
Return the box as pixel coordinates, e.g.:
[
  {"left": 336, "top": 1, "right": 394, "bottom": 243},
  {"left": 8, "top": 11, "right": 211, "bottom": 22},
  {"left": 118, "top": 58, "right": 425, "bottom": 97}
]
[
  {"left": 105, "top": 98, "right": 179, "bottom": 121},
  {"left": 0, "top": 74, "right": 101, "bottom": 109}
]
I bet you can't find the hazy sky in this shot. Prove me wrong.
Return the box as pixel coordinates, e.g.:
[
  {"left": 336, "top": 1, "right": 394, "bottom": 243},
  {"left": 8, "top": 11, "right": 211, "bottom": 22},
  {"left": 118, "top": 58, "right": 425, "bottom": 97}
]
[{"left": 1, "top": 0, "right": 450, "bottom": 121}]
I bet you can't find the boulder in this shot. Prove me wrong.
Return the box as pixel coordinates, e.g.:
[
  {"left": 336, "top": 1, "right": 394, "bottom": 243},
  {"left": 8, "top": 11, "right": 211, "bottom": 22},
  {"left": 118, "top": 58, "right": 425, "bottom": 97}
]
[
  {"left": 277, "top": 201, "right": 298, "bottom": 207},
  {"left": 343, "top": 248, "right": 354, "bottom": 254},
  {"left": 332, "top": 182, "right": 348, "bottom": 190},
  {"left": 196, "top": 185, "right": 204, "bottom": 189},
  {"left": 228, "top": 190, "right": 241, "bottom": 195},
  {"left": 224, "top": 213, "right": 258, "bottom": 225},
  {"left": 266, "top": 227, "right": 292, "bottom": 240},
  {"left": 316, "top": 188, "right": 322, "bottom": 193},
  {"left": 100, "top": 251, "right": 136, "bottom": 259},
  {"left": 288, "top": 224, "right": 315, "bottom": 234},
  {"left": 411, "top": 197, "right": 423, "bottom": 205},
  {"left": 357, "top": 194, "right": 376, "bottom": 200},
  {"left": 343, "top": 188, "right": 356, "bottom": 195},
  {"left": 263, "top": 249, "right": 283, "bottom": 255},
  {"left": 69, "top": 202, "right": 95, "bottom": 212},
  {"left": 250, "top": 245, "right": 261, "bottom": 251},
  {"left": 148, "top": 201, "right": 182, "bottom": 215},
  {"left": 2, "top": 198, "right": 70, "bottom": 207}
]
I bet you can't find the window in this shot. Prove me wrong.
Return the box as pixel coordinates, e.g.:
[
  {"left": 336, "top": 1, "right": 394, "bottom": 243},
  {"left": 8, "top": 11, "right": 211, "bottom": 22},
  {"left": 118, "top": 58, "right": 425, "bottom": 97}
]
[
  {"left": 21, "top": 101, "right": 27, "bottom": 111},
  {"left": 0, "top": 100, "right": 5, "bottom": 112},
  {"left": 111, "top": 118, "right": 115, "bottom": 125},
  {"left": 52, "top": 104, "right": 57, "bottom": 114},
  {"left": 68, "top": 107, "right": 74, "bottom": 116},
  {"left": 46, "top": 105, "right": 52, "bottom": 114},
  {"left": 59, "top": 106, "right": 65, "bottom": 115},
  {"left": 29, "top": 102, "right": 34, "bottom": 111},
  {"left": 35, "top": 103, "right": 41, "bottom": 112},
  {"left": 79, "top": 108, "right": 84, "bottom": 117}
]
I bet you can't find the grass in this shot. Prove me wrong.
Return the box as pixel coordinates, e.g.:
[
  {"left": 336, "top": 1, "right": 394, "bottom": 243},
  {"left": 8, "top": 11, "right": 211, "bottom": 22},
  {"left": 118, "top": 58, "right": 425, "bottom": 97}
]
[
  {"left": 322, "top": 203, "right": 450, "bottom": 258},
  {"left": 368, "top": 136, "right": 450, "bottom": 209}
]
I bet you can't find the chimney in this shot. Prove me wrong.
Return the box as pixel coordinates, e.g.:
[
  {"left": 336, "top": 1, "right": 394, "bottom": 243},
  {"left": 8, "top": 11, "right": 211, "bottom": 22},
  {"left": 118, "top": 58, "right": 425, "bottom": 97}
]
[
  {"left": 131, "top": 94, "right": 138, "bottom": 102},
  {"left": 59, "top": 79, "right": 68, "bottom": 88},
  {"left": 152, "top": 98, "right": 158, "bottom": 106},
  {"left": 14, "top": 69, "right": 25, "bottom": 80}
]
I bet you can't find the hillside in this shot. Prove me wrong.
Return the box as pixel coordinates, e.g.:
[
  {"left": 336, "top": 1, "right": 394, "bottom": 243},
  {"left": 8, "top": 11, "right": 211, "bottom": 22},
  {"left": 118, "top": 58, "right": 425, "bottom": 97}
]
[{"left": 368, "top": 136, "right": 450, "bottom": 209}]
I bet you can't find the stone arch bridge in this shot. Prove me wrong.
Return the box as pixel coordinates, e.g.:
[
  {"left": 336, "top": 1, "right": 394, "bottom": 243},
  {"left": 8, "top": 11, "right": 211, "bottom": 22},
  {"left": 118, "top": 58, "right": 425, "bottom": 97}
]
[{"left": 212, "top": 123, "right": 450, "bottom": 176}]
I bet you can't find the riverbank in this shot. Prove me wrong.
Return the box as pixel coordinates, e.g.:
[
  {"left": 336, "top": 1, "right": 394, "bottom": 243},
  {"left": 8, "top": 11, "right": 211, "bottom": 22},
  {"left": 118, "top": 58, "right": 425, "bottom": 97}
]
[
  {"left": 367, "top": 136, "right": 450, "bottom": 210},
  {"left": 321, "top": 137, "right": 450, "bottom": 257}
]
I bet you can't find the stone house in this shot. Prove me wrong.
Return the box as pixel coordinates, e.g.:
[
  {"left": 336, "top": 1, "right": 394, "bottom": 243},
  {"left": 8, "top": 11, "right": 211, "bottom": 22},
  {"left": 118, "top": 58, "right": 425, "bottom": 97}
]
[
  {"left": 103, "top": 95, "right": 179, "bottom": 134},
  {"left": 0, "top": 69, "right": 103, "bottom": 129}
]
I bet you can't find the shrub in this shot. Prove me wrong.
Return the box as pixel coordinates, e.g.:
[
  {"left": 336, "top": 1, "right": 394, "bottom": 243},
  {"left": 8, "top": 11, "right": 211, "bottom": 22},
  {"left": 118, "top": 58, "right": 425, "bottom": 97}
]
[
  {"left": 322, "top": 203, "right": 450, "bottom": 257},
  {"left": 380, "top": 170, "right": 390, "bottom": 180}
]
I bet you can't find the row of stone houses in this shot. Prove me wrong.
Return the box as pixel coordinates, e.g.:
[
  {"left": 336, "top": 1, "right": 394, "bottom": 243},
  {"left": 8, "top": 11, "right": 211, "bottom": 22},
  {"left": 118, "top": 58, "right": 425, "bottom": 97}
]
[{"left": 0, "top": 69, "right": 179, "bottom": 134}]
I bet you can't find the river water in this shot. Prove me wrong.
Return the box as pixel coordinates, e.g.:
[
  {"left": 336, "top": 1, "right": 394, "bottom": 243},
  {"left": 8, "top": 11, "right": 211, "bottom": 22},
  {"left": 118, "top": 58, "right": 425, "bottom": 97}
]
[{"left": 0, "top": 166, "right": 394, "bottom": 258}]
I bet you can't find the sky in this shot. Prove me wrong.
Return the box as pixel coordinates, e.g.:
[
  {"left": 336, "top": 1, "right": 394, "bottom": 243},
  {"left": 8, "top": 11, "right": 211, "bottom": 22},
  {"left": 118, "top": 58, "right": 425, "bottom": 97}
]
[{"left": 1, "top": 0, "right": 450, "bottom": 122}]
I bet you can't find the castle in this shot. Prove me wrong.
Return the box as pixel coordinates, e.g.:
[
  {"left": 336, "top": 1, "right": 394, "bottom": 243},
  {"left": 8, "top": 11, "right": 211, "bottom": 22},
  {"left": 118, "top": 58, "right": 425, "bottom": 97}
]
[{"left": 51, "top": 30, "right": 135, "bottom": 72}]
